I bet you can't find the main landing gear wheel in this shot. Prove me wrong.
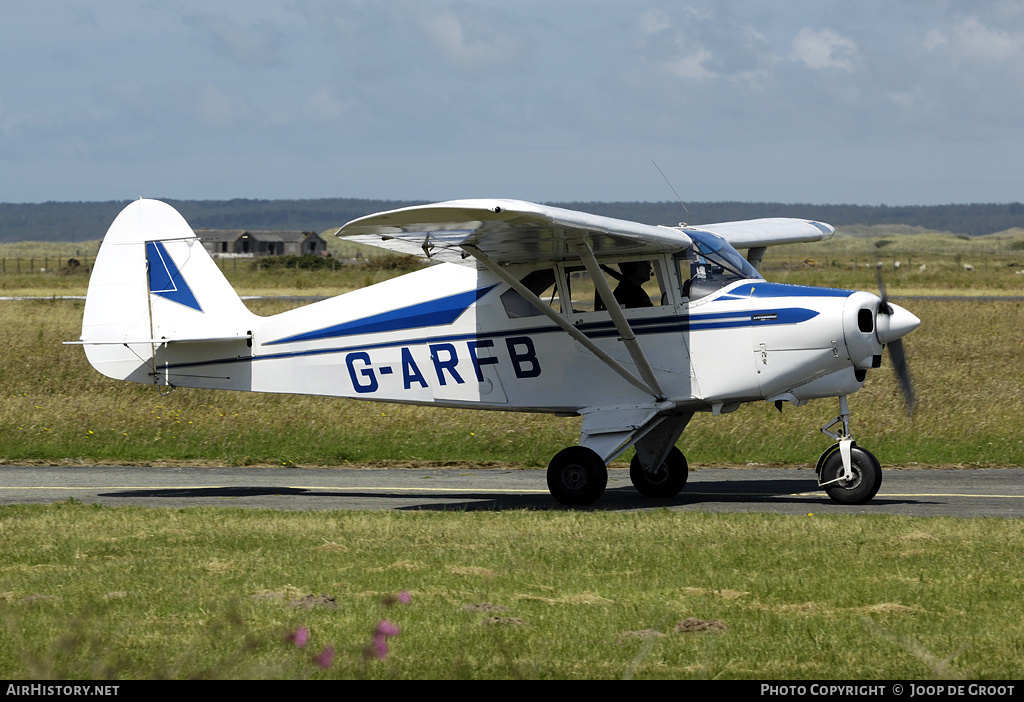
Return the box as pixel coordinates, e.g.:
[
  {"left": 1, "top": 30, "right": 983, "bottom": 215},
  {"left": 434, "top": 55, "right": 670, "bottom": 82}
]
[
  {"left": 818, "top": 445, "right": 882, "bottom": 505},
  {"left": 547, "top": 446, "right": 608, "bottom": 506},
  {"left": 630, "top": 446, "right": 688, "bottom": 498}
]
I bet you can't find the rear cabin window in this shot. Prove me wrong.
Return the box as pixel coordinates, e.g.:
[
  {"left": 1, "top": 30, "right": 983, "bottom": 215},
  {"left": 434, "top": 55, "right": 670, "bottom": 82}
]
[{"left": 500, "top": 268, "right": 561, "bottom": 318}]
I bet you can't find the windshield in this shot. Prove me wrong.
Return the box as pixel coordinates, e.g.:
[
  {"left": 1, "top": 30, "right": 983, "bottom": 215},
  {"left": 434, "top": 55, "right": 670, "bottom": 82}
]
[{"left": 688, "top": 229, "right": 762, "bottom": 280}]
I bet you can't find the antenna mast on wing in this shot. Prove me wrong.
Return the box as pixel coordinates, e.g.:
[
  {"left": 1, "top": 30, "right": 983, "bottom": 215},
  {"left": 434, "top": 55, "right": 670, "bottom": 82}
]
[{"left": 652, "top": 160, "right": 690, "bottom": 226}]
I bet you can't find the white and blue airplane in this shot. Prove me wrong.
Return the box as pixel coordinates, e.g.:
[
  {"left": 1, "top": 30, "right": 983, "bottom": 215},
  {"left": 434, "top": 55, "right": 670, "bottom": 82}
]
[{"left": 74, "top": 198, "right": 920, "bottom": 506}]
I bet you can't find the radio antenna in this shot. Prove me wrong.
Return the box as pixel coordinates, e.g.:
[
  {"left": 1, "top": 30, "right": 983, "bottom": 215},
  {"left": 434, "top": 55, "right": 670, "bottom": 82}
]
[{"left": 652, "top": 160, "right": 689, "bottom": 226}]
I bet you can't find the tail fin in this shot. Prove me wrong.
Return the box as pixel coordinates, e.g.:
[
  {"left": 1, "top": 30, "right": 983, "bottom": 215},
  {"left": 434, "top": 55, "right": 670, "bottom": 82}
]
[{"left": 79, "top": 199, "right": 256, "bottom": 386}]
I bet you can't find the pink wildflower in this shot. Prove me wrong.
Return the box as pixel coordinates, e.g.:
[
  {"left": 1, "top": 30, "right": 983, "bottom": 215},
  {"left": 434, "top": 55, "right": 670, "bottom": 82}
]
[
  {"left": 363, "top": 634, "right": 389, "bottom": 660},
  {"left": 314, "top": 645, "right": 335, "bottom": 668},
  {"left": 287, "top": 626, "right": 309, "bottom": 648},
  {"left": 375, "top": 620, "right": 400, "bottom": 637},
  {"left": 383, "top": 590, "right": 412, "bottom": 606},
  {"left": 363, "top": 619, "right": 400, "bottom": 660}
]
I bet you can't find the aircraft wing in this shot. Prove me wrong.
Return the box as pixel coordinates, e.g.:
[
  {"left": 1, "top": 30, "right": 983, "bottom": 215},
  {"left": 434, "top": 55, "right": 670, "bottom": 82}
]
[
  {"left": 337, "top": 199, "right": 693, "bottom": 266},
  {"left": 690, "top": 218, "right": 835, "bottom": 249}
]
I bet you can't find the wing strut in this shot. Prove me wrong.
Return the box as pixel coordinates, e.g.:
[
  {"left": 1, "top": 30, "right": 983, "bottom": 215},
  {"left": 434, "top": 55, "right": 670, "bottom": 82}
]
[
  {"left": 462, "top": 245, "right": 662, "bottom": 399},
  {"left": 576, "top": 238, "right": 665, "bottom": 400}
]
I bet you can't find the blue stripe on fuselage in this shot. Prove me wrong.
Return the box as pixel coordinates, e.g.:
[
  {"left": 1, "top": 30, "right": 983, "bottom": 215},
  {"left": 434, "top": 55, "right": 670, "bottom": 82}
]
[
  {"left": 167, "top": 283, "right": 847, "bottom": 370},
  {"left": 578, "top": 306, "right": 820, "bottom": 338},
  {"left": 266, "top": 284, "right": 498, "bottom": 345}
]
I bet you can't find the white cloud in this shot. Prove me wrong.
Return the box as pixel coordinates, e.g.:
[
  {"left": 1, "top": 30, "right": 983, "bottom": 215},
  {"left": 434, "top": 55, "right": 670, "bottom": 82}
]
[
  {"left": 637, "top": 8, "right": 672, "bottom": 36},
  {"left": 933, "top": 16, "right": 1024, "bottom": 62},
  {"left": 303, "top": 87, "right": 352, "bottom": 125},
  {"left": 791, "top": 28, "right": 858, "bottom": 71},
  {"left": 924, "top": 29, "right": 948, "bottom": 52},
  {"left": 885, "top": 85, "right": 939, "bottom": 119},
  {"left": 184, "top": 12, "right": 285, "bottom": 69},
  {"left": 665, "top": 48, "right": 715, "bottom": 81},
  {"left": 417, "top": 9, "right": 522, "bottom": 78},
  {"left": 634, "top": 7, "right": 775, "bottom": 88}
]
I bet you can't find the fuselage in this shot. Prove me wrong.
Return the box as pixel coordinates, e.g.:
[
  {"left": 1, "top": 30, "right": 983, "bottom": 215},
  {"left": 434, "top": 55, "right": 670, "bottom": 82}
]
[{"left": 153, "top": 257, "right": 891, "bottom": 416}]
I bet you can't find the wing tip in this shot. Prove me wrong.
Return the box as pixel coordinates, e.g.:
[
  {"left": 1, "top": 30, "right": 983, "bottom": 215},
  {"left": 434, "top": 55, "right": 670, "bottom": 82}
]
[{"left": 808, "top": 220, "right": 836, "bottom": 239}]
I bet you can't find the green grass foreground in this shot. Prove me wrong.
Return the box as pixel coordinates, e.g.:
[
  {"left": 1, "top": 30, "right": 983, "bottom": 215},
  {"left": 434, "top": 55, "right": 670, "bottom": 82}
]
[{"left": 2, "top": 504, "right": 1023, "bottom": 680}]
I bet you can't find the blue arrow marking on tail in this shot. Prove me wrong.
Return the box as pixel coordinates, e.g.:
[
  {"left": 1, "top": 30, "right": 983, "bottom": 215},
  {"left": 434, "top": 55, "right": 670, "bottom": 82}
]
[{"left": 146, "top": 240, "right": 202, "bottom": 312}]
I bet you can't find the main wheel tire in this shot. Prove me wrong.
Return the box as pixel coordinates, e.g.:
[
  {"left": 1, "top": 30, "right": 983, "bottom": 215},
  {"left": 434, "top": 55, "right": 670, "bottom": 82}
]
[
  {"left": 630, "top": 446, "right": 688, "bottom": 498},
  {"left": 547, "top": 446, "right": 608, "bottom": 506},
  {"left": 820, "top": 445, "right": 882, "bottom": 505}
]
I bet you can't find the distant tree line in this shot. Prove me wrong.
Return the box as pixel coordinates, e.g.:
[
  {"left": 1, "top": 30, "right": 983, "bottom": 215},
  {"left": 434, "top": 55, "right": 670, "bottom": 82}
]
[
  {"left": 1, "top": 197, "right": 1022, "bottom": 243},
  {"left": 0, "top": 198, "right": 421, "bottom": 243},
  {"left": 564, "top": 201, "right": 1024, "bottom": 236}
]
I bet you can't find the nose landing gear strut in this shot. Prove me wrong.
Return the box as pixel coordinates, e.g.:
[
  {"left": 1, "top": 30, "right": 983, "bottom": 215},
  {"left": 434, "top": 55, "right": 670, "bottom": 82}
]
[{"left": 816, "top": 395, "right": 883, "bottom": 505}]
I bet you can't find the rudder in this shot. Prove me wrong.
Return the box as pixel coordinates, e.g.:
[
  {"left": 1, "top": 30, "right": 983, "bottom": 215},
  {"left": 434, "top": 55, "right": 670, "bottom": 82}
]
[{"left": 79, "top": 199, "right": 255, "bottom": 384}]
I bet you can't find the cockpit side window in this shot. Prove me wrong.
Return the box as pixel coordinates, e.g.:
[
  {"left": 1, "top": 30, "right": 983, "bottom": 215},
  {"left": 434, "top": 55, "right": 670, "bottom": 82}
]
[{"left": 562, "top": 259, "right": 667, "bottom": 314}]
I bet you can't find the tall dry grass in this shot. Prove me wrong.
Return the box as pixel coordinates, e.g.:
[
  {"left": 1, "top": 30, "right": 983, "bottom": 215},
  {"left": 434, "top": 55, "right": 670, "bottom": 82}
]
[{"left": 1, "top": 293, "right": 1021, "bottom": 468}]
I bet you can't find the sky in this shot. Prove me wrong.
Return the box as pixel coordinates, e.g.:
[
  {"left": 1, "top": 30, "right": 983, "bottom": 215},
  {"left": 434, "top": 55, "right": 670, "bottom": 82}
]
[{"left": 1, "top": 1, "right": 1023, "bottom": 206}]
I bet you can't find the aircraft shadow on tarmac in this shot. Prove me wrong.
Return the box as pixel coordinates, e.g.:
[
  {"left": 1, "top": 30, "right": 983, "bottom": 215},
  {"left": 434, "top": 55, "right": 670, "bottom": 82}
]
[
  {"left": 98, "top": 486, "right": 554, "bottom": 509},
  {"left": 100, "top": 486, "right": 311, "bottom": 498},
  {"left": 97, "top": 477, "right": 922, "bottom": 512},
  {"left": 396, "top": 481, "right": 921, "bottom": 512}
]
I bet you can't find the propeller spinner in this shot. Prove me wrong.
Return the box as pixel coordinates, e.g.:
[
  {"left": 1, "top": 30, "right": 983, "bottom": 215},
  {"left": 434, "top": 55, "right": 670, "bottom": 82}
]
[{"left": 875, "top": 268, "right": 919, "bottom": 415}]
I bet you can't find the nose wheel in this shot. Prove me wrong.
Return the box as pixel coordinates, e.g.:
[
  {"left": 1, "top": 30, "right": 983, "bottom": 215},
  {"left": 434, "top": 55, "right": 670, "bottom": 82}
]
[
  {"left": 817, "top": 443, "right": 882, "bottom": 504},
  {"left": 817, "top": 395, "right": 883, "bottom": 505}
]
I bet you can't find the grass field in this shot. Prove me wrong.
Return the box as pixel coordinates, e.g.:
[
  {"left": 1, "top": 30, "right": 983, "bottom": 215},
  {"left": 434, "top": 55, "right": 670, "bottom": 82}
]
[
  {"left": 3, "top": 505, "right": 1024, "bottom": 679},
  {"left": 1, "top": 228, "right": 1023, "bottom": 679}
]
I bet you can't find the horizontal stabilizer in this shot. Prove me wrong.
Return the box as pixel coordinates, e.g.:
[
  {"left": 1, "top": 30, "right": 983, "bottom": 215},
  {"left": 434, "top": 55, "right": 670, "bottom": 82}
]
[{"left": 66, "top": 331, "right": 253, "bottom": 346}]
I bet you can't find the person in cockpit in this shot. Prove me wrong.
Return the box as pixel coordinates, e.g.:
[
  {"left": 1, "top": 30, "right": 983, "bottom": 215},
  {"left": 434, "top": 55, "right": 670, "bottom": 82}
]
[{"left": 595, "top": 261, "right": 654, "bottom": 311}]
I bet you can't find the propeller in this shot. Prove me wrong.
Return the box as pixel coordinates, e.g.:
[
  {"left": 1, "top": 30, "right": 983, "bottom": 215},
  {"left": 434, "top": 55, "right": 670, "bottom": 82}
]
[{"left": 875, "top": 266, "right": 918, "bottom": 416}]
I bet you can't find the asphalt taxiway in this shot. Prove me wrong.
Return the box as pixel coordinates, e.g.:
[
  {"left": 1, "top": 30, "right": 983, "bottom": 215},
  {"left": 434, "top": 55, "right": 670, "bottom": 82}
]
[{"left": 1, "top": 465, "right": 1021, "bottom": 517}]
